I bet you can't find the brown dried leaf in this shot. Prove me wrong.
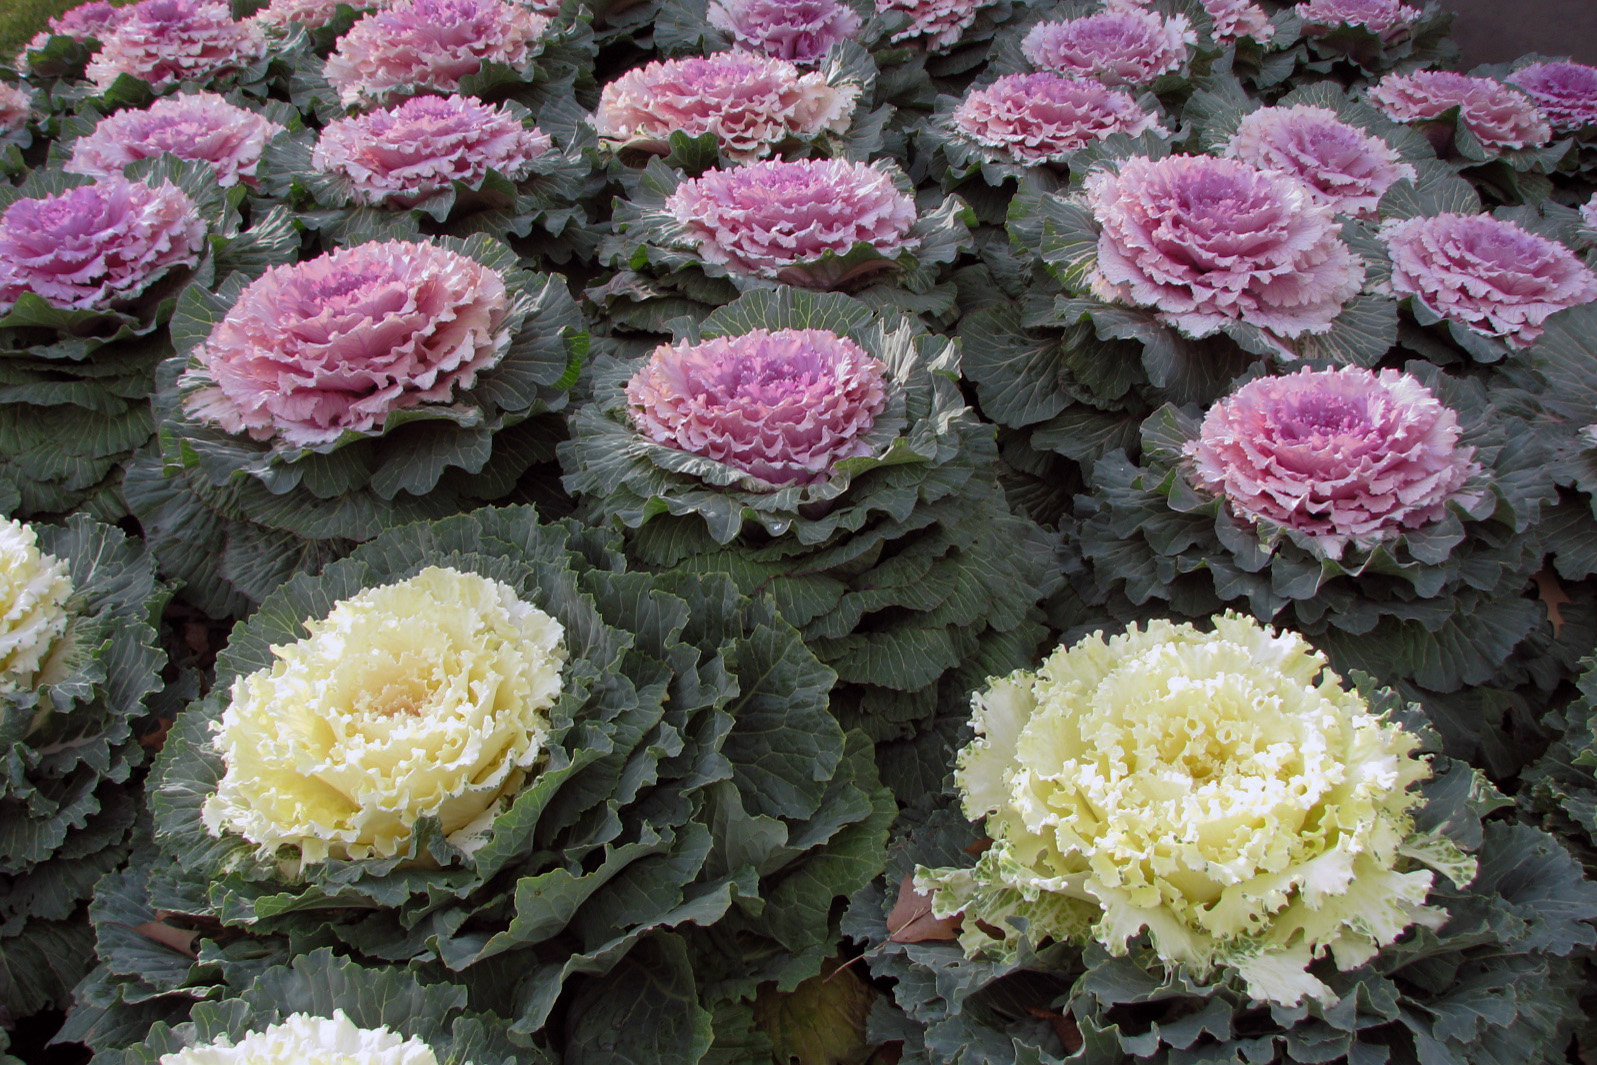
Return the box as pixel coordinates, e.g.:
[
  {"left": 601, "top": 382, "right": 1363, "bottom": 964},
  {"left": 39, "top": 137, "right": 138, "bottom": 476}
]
[
  {"left": 886, "top": 874, "right": 960, "bottom": 943},
  {"left": 1536, "top": 568, "right": 1571, "bottom": 638},
  {"left": 133, "top": 918, "right": 200, "bottom": 957},
  {"left": 1026, "top": 1008, "right": 1084, "bottom": 1054},
  {"left": 139, "top": 716, "right": 172, "bottom": 750}
]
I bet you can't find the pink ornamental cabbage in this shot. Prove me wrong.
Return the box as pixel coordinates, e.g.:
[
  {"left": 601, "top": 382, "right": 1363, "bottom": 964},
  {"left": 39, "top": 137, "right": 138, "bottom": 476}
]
[
  {"left": 254, "top": 0, "right": 387, "bottom": 30},
  {"left": 706, "top": 0, "right": 861, "bottom": 64},
  {"left": 950, "top": 73, "right": 1162, "bottom": 166},
  {"left": 1293, "top": 0, "right": 1420, "bottom": 39},
  {"left": 183, "top": 241, "right": 511, "bottom": 447},
  {"left": 85, "top": 0, "right": 266, "bottom": 93},
  {"left": 1368, "top": 71, "right": 1551, "bottom": 153},
  {"left": 0, "top": 84, "right": 31, "bottom": 136},
  {"left": 1582, "top": 196, "right": 1597, "bottom": 232},
  {"left": 1184, "top": 366, "right": 1480, "bottom": 557},
  {"left": 1224, "top": 104, "right": 1416, "bottom": 218},
  {"left": 313, "top": 95, "right": 551, "bottom": 207},
  {"left": 1085, "top": 154, "right": 1364, "bottom": 338},
  {"left": 20, "top": 2, "right": 126, "bottom": 58},
  {"left": 875, "top": 0, "right": 989, "bottom": 50},
  {"left": 0, "top": 176, "right": 204, "bottom": 313},
  {"left": 594, "top": 53, "right": 856, "bottom": 162},
  {"left": 1508, "top": 62, "right": 1597, "bottom": 133},
  {"left": 1021, "top": 9, "right": 1195, "bottom": 88},
  {"left": 44, "top": 1, "right": 127, "bottom": 40},
  {"left": 324, "top": 0, "right": 548, "bottom": 108},
  {"left": 1201, "top": 0, "right": 1274, "bottom": 44},
  {"left": 664, "top": 158, "right": 918, "bottom": 286},
  {"left": 66, "top": 93, "right": 284, "bottom": 188},
  {"left": 626, "top": 328, "right": 888, "bottom": 486},
  {"left": 1382, "top": 212, "right": 1597, "bottom": 348}
]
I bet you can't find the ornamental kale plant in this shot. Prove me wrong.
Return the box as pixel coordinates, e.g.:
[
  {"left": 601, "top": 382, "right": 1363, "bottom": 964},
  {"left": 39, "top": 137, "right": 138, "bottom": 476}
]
[
  {"left": 128, "top": 234, "right": 586, "bottom": 616},
  {"left": 70, "top": 505, "right": 890, "bottom": 1063},
  {"left": 848, "top": 615, "right": 1597, "bottom": 1065},
  {"left": 0, "top": 515, "right": 171, "bottom": 1032},
  {"left": 286, "top": 0, "right": 596, "bottom": 128},
  {"left": 705, "top": 0, "right": 864, "bottom": 65},
  {"left": 1019, "top": 6, "right": 1197, "bottom": 87},
  {"left": 84, "top": 0, "right": 268, "bottom": 97},
  {"left": 592, "top": 50, "right": 862, "bottom": 164},
  {"left": 322, "top": 0, "right": 552, "bottom": 108},
  {"left": 259, "top": 92, "right": 589, "bottom": 252},
  {"left": 1075, "top": 363, "right": 1561, "bottom": 767},
  {"left": 561, "top": 289, "right": 1059, "bottom": 788},
  {"left": 59, "top": 92, "right": 291, "bottom": 190},
  {"left": 0, "top": 158, "right": 284, "bottom": 520},
  {"left": 920, "top": 615, "right": 1470, "bottom": 1006},
  {"left": 95, "top": 949, "right": 533, "bottom": 1065},
  {"left": 597, "top": 157, "right": 973, "bottom": 330}
]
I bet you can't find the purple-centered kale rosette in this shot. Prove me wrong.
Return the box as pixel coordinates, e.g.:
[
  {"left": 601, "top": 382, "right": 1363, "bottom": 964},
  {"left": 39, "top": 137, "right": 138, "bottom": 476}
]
[
  {"left": 290, "top": 0, "right": 595, "bottom": 122},
  {"left": 250, "top": 0, "right": 439, "bottom": 55},
  {"left": 1497, "top": 57, "right": 1597, "bottom": 179},
  {"left": 52, "top": 90, "right": 297, "bottom": 193},
  {"left": 1272, "top": 0, "right": 1458, "bottom": 80},
  {"left": 917, "top": 74, "right": 1169, "bottom": 404},
  {"left": 1074, "top": 361, "right": 1561, "bottom": 770},
  {"left": 258, "top": 92, "right": 589, "bottom": 255},
  {"left": 13, "top": 1, "right": 128, "bottom": 90},
  {"left": 1375, "top": 183, "right": 1597, "bottom": 364},
  {"left": 68, "top": 505, "right": 889, "bottom": 1065},
  {"left": 589, "top": 47, "right": 873, "bottom": 174},
  {"left": 0, "top": 158, "right": 284, "bottom": 519},
  {"left": 918, "top": 70, "right": 1169, "bottom": 225},
  {"left": 126, "top": 234, "right": 587, "bottom": 618},
  {"left": 643, "top": 0, "right": 1037, "bottom": 95},
  {"left": 647, "top": 0, "right": 868, "bottom": 67},
  {"left": 1364, "top": 67, "right": 1574, "bottom": 204},
  {"left": 1182, "top": 75, "right": 1429, "bottom": 220},
  {"left": 0, "top": 514, "right": 171, "bottom": 1031},
  {"left": 595, "top": 156, "right": 973, "bottom": 331},
  {"left": 869, "top": 0, "right": 1038, "bottom": 71},
  {"left": 1032, "top": 147, "right": 1367, "bottom": 363},
  {"left": 560, "top": 288, "right": 1060, "bottom": 790},
  {"left": 46, "top": 0, "right": 291, "bottom": 114},
  {"left": 846, "top": 614, "right": 1597, "bottom": 1065},
  {"left": 978, "top": 0, "right": 1255, "bottom": 111}
]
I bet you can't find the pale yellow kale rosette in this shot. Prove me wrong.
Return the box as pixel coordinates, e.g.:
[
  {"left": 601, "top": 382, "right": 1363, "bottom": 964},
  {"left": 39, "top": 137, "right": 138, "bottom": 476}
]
[
  {"left": 201, "top": 565, "right": 566, "bottom": 868},
  {"left": 0, "top": 515, "right": 73, "bottom": 695},
  {"left": 915, "top": 613, "right": 1476, "bottom": 1007},
  {"left": 157, "top": 1010, "right": 444, "bottom": 1065}
]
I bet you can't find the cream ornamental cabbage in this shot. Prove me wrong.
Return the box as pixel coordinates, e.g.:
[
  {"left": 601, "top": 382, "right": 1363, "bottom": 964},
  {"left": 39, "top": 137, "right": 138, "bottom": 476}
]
[
  {"left": 0, "top": 517, "right": 73, "bottom": 696},
  {"left": 202, "top": 566, "right": 566, "bottom": 866},
  {"left": 157, "top": 1009, "right": 448, "bottom": 1065},
  {"left": 915, "top": 614, "right": 1476, "bottom": 1006}
]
